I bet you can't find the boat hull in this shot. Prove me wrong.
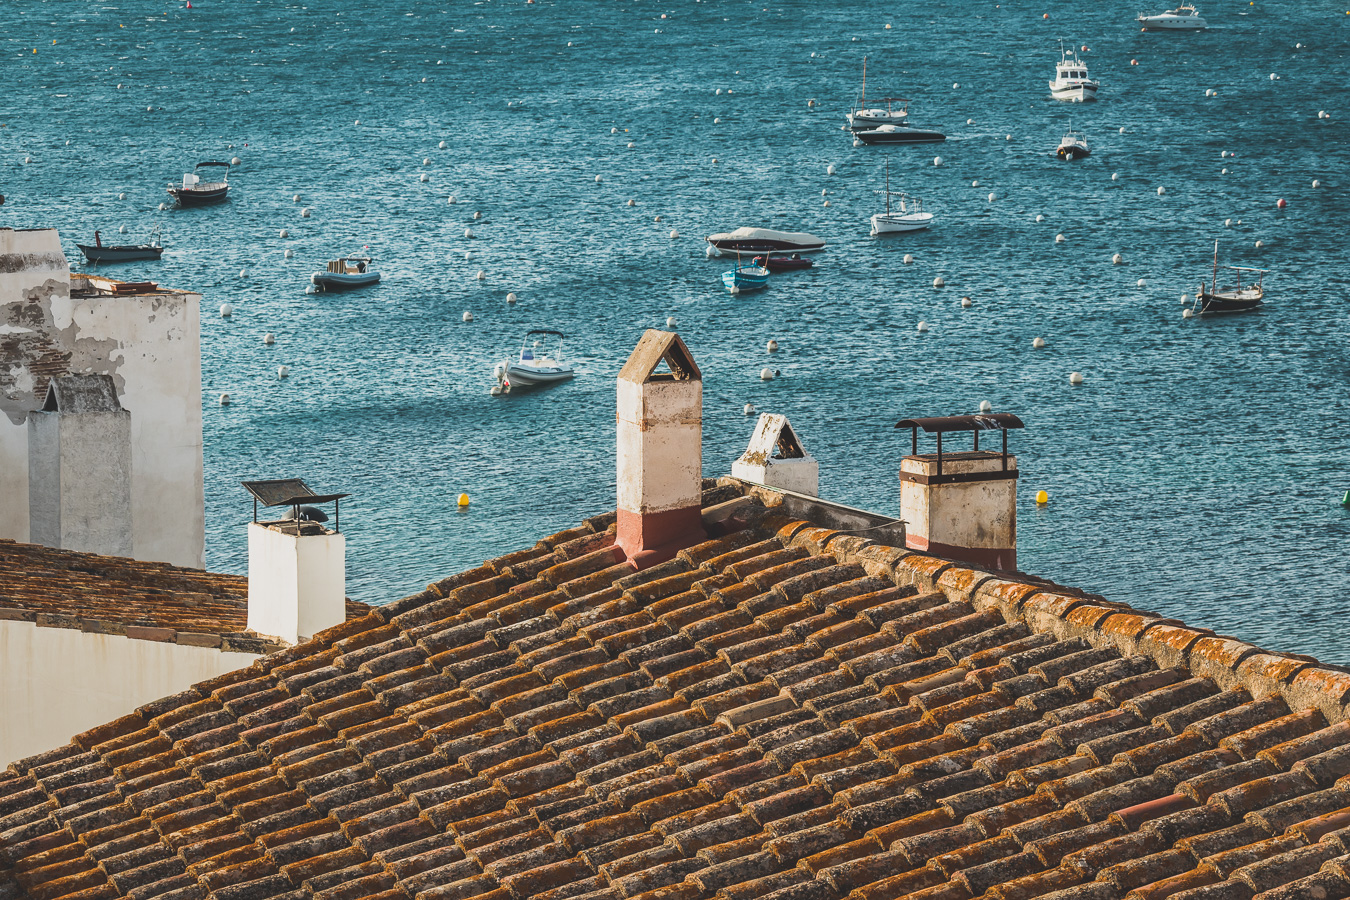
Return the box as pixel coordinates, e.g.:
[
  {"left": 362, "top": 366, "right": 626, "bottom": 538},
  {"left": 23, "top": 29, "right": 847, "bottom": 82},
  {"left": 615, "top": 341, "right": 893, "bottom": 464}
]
[
  {"left": 1049, "top": 84, "right": 1099, "bottom": 102},
  {"left": 167, "top": 186, "right": 229, "bottom": 206},
  {"left": 1057, "top": 145, "right": 1091, "bottom": 160},
  {"left": 77, "top": 244, "right": 164, "bottom": 263},
  {"left": 752, "top": 256, "right": 814, "bottom": 272},
  {"left": 311, "top": 272, "right": 381, "bottom": 291},
  {"left": 1197, "top": 290, "right": 1262, "bottom": 313},
  {"left": 855, "top": 127, "right": 946, "bottom": 145},
  {"left": 848, "top": 112, "right": 909, "bottom": 131},
  {"left": 722, "top": 268, "right": 769, "bottom": 292},
  {"left": 1138, "top": 15, "right": 1206, "bottom": 29},
  {"left": 870, "top": 213, "right": 933, "bottom": 235},
  {"left": 505, "top": 364, "right": 574, "bottom": 386}
]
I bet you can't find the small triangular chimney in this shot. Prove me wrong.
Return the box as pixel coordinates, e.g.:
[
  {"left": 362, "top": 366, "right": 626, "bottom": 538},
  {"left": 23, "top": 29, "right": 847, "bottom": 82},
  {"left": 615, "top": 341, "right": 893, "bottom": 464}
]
[
  {"left": 615, "top": 330, "right": 706, "bottom": 568},
  {"left": 731, "top": 413, "right": 819, "bottom": 497}
]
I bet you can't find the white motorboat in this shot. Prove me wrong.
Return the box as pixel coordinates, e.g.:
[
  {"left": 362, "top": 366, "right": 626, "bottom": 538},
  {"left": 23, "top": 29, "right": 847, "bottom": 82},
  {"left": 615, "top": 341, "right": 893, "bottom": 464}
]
[
  {"left": 854, "top": 123, "right": 947, "bottom": 145},
  {"left": 1049, "top": 43, "right": 1099, "bottom": 102},
  {"left": 1137, "top": 4, "right": 1207, "bottom": 30},
  {"left": 494, "top": 330, "right": 575, "bottom": 391},
  {"left": 311, "top": 255, "right": 380, "bottom": 291},
  {"left": 706, "top": 227, "right": 826, "bottom": 255},
  {"left": 870, "top": 160, "right": 933, "bottom": 235},
  {"left": 1056, "top": 126, "right": 1090, "bottom": 160},
  {"left": 848, "top": 56, "right": 909, "bottom": 130}
]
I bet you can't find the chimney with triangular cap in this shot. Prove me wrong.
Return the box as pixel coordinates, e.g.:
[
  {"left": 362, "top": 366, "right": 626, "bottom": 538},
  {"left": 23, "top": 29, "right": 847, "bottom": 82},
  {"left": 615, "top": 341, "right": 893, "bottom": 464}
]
[
  {"left": 615, "top": 330, "right": 706, "bottom": 568},
  {"left": 731, "top": 413, "right": 819, "bottom": 496}
]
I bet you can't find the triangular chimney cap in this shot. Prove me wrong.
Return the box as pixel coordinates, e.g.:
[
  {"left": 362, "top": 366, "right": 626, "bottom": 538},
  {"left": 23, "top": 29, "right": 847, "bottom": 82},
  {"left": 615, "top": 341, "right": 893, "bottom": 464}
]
[
  {"left": 740, "top": 413, "right": 809, "bottom": 463},
  {"left": 618, "top": 329, "right": 701, "bottom": 384},
  {"left": 41, "top": 374, "right": 123, "bottom": 413}
]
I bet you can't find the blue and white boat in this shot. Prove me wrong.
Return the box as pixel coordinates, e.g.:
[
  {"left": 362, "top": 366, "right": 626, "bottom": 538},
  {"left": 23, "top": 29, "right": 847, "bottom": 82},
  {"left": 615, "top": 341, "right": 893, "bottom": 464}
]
[
  {"left": 721, "top": 259, "right": 770, "bottom": 293},
  {"left": 310, "top": 255, "right": 381, "bottom": 291},
  {"left": 493, "top": 330, "right": 575, "bottom": 392}
]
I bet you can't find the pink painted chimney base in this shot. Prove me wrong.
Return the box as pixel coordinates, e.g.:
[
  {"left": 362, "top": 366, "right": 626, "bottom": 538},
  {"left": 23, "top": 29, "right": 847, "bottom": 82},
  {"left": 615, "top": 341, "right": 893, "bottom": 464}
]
[{"left": 615, "top": 506, "right": 706, "bottom": 569}]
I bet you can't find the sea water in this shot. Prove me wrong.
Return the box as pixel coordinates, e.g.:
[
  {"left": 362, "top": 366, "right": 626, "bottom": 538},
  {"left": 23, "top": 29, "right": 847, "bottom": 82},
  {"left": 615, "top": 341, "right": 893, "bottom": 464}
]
[{"left": 3, "top": 1, "right": 1348, "bottom": 661}]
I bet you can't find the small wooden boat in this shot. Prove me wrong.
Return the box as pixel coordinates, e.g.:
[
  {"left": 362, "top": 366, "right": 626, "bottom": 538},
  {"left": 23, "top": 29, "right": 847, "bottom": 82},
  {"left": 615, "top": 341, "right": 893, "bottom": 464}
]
[
  {"left": 721, "top": 253, "right": 770, "bottom": 293},
  {"left": 848, "top": 57, "right": 910, "bottom": 131},
  {"left": 854, "top": 124, "right": 946, "bottom": 145},
  {"left": 76, "top": 228, "right": 164, "bottom": 263},
  {"left": 311, "top": 255, "right": 380, "bottom": 291},
  {"left": 871, "top": 159, "right": 933, "bottom": 235},
  {"left": 494, "top": 330, "right": 575, "bottom": 391},
  {"left": 1195, "top": 241, "right": 1265, "bottom": 313},
  {"left": 167, "top": 161, "right": 231, "bottom": 206},
  {"left": 752, "top": 254, "right": 814, "bottom": 272},
  {"left": 1049, "top": 43, "right": 1100, "bottom": 102},
  {"left": 707, "top": 227, "right": 826, "bottom": 255},
  {"left": 1137, "top": 3, "right": 1207, "bottom": 30},
  {"left": 1056, "top": 126, "right": 1090, "bottom": 160}
]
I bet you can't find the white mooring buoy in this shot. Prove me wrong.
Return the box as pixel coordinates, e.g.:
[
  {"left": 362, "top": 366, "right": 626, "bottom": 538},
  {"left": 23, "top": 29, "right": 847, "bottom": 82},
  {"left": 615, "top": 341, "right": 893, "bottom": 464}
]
[
  {"left": 1157, "top": 186, "right": 1166, "bottom": 196},
  {"left": 1137, "top": 279, "right": 1146, "bottom": 287},
  {"left": 961, "top": 297, "right": 972, "bottom": 308},
  {"left": 933, "top": 156, "right": 943, "bottom": 166},
  {"left": 463, "top": 311, "right": 474, "bottom": 321},
  {"left": 1036, "top": 214, "right": 1045, "bottom": 223},
  {"left": 507, "top": 292, "right": 518, "bottom": 304},
  {"left": 465, "top": 228, "right": 474, "bottom": 239},
  {"left": 903, "top": 254, "right": 914, "bottom": 264},
  {"left": 917, "top": 321, "right": 929, "bottom": 332},
  {"left": 760, "top": 368, "right": 775, "bottom": 381},
  {"left": 277, "top": 366, "right": 290, "bottom": 379},
  {"left": 743, "top": 403, "right": 755, "bottom": 415},
  {"left": 1069, "top": 372, "right": 1084, "bottom": 385},
  {"left": 827, "top": 164, "right": 836, "bottom": 175},
  {"left": 1112, "top": 253, "right": 1123, "bottom": 265},
  {"left": 239, "top": 269, "right": 247, "bottom": 279},
  {"left": 1032, "top": 337, "right": 1046, "bottom": 349},
  {"left": 1055, "top": 233, "right": 1065, "bottom": 243},
  {"left": 448, "top": 195, "right": 457, "bottom": 204},
  {"left": 670, "top": 230, "right": 679, "bottom": 239},
  {"left": 219, "top": 393, "right": 231, "bottom": 406},
  {"left": 666, "top": 317, "right": 678, "bottom": 328},
  {"left": 1183, "top": 308, "right": 1194, "bottom": 319},
  {"left": 264, "top": 333, "right": 275, "bottom": 345},
  {"left": 475, "top": 270, "right": 486, "bottom": 280},
  {"left": 220, "top": 303, "right": 233, "bottom": 317},
  {"left": 301, "top": 207, "right": 311, "bottom": 218},
  {"left": 979, "top": 400, "right": 992, "bottom": 413},
  {"left": 933, "top": 276, "right": 945, "bottom": 287},
  {"left": 439, "top": 141, "right": 447, "bottom": 149},
  {"left": 283, "top": 248, "right": 293, "bottom": 259},
  {"left": 279, "top": 229, "right": 289, "bottom": 239},
  {"left": 1180, "top": 294, "right": 1190, "bottom": 304},
  {"left": 473, "top": 211, "right": 482, "bottom": 220},
  {"left": 767, "top": 339, "right": 778, "bottom": 353}
]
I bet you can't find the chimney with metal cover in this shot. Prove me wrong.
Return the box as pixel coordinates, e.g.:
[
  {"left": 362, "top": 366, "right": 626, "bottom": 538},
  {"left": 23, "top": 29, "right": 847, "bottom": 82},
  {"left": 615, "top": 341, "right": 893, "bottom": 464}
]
[
  {"left": 896, "top": 413, "right": 1024, "bottom": 571},
  {"left": 615, "top": 330, "right": 706, "bottom": 569},
  {"left": 241, "top": 478, "right": 348, "bottom": 644}
]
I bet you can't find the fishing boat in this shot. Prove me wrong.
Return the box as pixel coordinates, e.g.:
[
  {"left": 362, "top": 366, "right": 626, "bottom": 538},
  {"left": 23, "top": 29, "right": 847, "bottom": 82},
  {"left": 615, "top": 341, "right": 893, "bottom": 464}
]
[
  {"left": 847, "top": 57, "right": 910, "bottom": 131},
  {"left": 76, "top": 227, "right": 164, "bottom": 263},
  {"left": 310, "top": 255, "right": 380, "bottom": 291},
  {"left": 494, "top": 330, "right": 575, "bottom": 391},
  {"left": 752, "top": 254, "right": 814, "bottom": 272},
  {"left": 706, "top": 227, "right": 825, "bottom": 255},
  {"left": 166, "top": 161, "right": 231, "bottom": 206},
  {"left": 1137, "top": 3, "right": 1207, "bottom": 30},
  {"left": 1049, "top": 43, "right": 1099, "bottom": 102},
  {"left": 1194, "top": 241, "right": 1265, "bottom": 313},
  {"left": 870, "top": 159, "right": 933, "bottom": 235},
  {"left": 1056, "top": 126, "right": 1090, "bottom": 160},
  {"left": 854, "top": 123, "right": 946, "bottom": 145},
  {"left": 722, "top": 255, "right": 770, "bottom": 293}
]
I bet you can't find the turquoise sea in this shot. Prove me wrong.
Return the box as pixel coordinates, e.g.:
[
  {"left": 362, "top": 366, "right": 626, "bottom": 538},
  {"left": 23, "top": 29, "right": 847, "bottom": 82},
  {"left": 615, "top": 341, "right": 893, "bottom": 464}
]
[{"left": 3, "top": 0, "right": 1348, "bottom": 661}]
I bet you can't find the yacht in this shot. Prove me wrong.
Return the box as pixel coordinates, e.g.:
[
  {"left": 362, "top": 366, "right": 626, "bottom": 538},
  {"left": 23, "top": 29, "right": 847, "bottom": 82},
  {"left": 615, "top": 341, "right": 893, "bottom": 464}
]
[
  {"left": 1049, "top": 44, "right": 1099, "bottom": 102},
  {"left": 1137, "top": 4, "right": 1207, "bottom": 30}
]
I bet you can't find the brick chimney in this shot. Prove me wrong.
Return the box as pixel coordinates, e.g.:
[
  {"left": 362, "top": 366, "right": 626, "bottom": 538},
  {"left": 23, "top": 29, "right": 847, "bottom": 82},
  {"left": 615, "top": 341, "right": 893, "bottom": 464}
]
[
  {"left": 27, "top": 375, "right": 133, "bottom": 557},
  {"left": 897, "top": 414, "right": 1023, "bottom": 572},
  {"left": 615, "top": 330, "right": 706, "bottom": 569}
]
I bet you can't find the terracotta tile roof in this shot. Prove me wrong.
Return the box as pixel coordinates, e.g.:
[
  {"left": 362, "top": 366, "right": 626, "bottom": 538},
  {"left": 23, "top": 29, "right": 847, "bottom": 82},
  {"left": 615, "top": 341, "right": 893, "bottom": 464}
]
[
  {"left": 2, "top": 481, "right": 1349, "bottom": 900},
  {"left": 0, "top": 539, "right": 369, "bottom": 651}
]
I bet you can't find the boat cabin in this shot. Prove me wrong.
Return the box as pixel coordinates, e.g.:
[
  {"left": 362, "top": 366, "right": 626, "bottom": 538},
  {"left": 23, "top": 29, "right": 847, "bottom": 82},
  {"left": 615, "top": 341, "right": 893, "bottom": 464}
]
[{"left": 327, "top": 257, "right": 371, "bottom": 275}]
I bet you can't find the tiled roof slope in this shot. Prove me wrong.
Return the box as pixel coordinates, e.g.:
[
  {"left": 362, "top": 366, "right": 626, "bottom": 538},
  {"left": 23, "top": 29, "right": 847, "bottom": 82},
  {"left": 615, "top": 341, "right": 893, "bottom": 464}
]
[
  {"left": 0, "top": 539, "right": 369, "bottom": 650},
  {"left": 2, "top": 481, "right": 1350, "bottom": 900}
]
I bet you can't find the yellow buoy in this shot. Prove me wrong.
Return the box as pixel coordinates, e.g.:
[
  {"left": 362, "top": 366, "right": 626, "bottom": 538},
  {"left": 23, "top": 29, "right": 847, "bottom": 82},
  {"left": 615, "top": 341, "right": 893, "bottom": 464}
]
[
  {"left": 457, "top": 493, "right": 471, "bottom": 507},
  {"left": 1036, "top": 490, "right": 1049, "bottom": 505}
]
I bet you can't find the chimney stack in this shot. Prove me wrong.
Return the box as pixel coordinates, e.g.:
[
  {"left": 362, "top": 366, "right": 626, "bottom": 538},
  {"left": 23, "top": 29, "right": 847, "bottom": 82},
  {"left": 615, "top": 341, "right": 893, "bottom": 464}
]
[
  {"left": 896, "top": 414, "right": 1023, "bottom": 572},
  {"left": 732, "top": 413, "right": 819, "bottom": 496},
  {"left": 28, "top": 375, "right": 133, "bottom": 557},
  {"left": 615, "top": 330, "right": 706, "bottom": 568},
  {"left": 242, "top": 479, "right": 348, "bottom": 644}
]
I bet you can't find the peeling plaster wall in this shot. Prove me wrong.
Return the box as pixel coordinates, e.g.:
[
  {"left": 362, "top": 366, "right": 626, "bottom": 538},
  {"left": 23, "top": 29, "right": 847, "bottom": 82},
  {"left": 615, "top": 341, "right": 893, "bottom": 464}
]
[
  {"left": 0, "top": 620, "right": 256, "bottom": 766},
  {"left": 0, "top": 228, "right": 204, "bottom": 568}
]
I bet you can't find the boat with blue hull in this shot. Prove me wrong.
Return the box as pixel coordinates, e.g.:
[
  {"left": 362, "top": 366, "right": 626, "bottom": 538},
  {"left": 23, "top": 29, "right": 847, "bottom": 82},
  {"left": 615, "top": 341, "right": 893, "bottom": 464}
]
[
  {"left": 77, "top": 228, "right": 164, "bottom": 263},
  {"left": 311, "top": 255, "right": 381, "bottom": 291},
  {"left": 722, "top": 259, "right": 770, "bottom": 293}
]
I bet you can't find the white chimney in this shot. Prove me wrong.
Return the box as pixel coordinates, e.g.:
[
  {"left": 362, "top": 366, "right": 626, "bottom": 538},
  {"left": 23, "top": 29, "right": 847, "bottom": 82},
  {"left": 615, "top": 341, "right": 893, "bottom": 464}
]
[
  {"left": 897, "top": 414, "right": 1022, "bottom": 572},
  {"left": 242, "top": 480, "right": 347, "bottom": 644},
  {"left": 732, "top": 413, "right": 819, "bottom": 496},
  {"left": 615, "top": 330, "right": 706, "bottom": 569},
  {"left": 27, "top": 375, "right": 132, "bottom": 557}
]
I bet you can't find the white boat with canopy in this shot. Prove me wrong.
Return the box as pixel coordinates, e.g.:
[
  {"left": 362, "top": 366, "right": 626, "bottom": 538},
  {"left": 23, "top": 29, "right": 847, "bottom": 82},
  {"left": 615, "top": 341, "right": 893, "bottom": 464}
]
[
  {"left": 870, "top": 160, "right": 933, "bottom": 235},
  {"left": 1137, "top": 4, "right": 1207, "bottom": 30},
  {"left": 706, "top": 227, "right": 826, "bottom": 255},
  {"left": 1049, "top": 43, "right": 1099, "bottom": 102}
]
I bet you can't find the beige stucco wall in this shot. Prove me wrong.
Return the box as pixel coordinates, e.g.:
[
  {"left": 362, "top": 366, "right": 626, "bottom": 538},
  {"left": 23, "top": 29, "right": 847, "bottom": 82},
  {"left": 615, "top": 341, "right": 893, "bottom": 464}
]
[
  {"left": 900, "top": 454, "right": 1018, "bottom": 550},
  {"left": 0, "top": 227, "right": 205, "bottom": 568},
  {"left": 0, "top": 620, "right": 256, "bottom": 766}
]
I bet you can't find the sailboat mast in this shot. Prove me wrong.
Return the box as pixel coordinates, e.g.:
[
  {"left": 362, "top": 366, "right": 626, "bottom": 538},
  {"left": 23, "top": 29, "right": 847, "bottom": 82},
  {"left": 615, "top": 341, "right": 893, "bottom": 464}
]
[
  {"left": 885, "top": 158, "right": 890, "bottom": 216},
  {"left": 1212, "top": 240, "right": 1219, "bottom": 293},
  {"left": 862, "top": 56, "right": 867, "bottom": 106}
]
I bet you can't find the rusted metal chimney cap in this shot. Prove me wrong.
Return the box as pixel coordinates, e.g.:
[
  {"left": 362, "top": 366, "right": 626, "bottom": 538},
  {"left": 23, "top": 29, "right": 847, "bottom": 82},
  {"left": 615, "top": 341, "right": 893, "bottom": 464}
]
[{"left": 894, "top": 413, "right": 1024, "bottom": 433}]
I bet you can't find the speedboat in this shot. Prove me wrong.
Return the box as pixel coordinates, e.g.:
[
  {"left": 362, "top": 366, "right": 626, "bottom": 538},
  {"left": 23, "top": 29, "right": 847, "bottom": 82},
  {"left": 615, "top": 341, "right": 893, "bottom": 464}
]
[
  {"left": 1049, "top": 44, "right": 1099, "bottom": 102},
  {"left": 870, "top": 159, "right": 933, "bottom": 235},
  {"left": 167, "top": 161, "right": 231, "bottom": 206},
  {"left": 1194, "top": 241, "right": 1264, "bottom": 313},
  {"left": 311, "top": 255, "right": 380, "bottom": 291},
  {"left": 77, "top": 227, "right": 164, "bottom": 263},
  {"left": 1056, "top": 127, "right": 1090, "bottom": 160},
  {"left": 494, "top": 330, "right": 575, "bottom": 391},
  {"left": 752, "top": 254, "right": 813, "bottom": 272},
  {"left": 706, "top": 227, "right": 825, "bottom": 255},
  {"left": 722, "top": 258, "right": 770, "bottom": 293},
  {"left": 854, "top": 124, "right": 946, "bottom": 145},
  {"left": 848, "top": 56, "right": 909, "bottom": 130},
  {"left": 1137, "top": 4, "right": 1207, "bottom": 30}
]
